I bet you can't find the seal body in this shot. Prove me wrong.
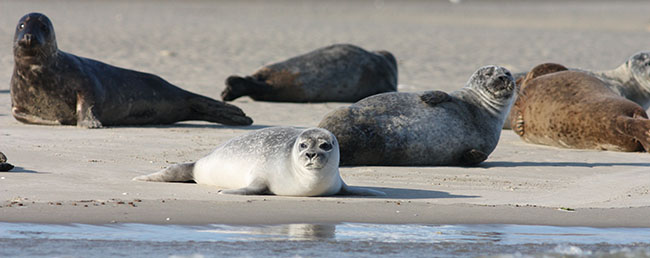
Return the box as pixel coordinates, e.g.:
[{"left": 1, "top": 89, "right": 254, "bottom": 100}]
[
  {"left": 504, "top": 51, "right": 650, "bottom": 129},
  {"left": 318, "top": 65, "right": 516, "bottom": 166},
  {"left": 133, "top": 127, "right": 385, "bottom": 197},
  {"left": 0, "top": 152, "right": 14, "bottom": 172},
  {"left": 510, "top": 65, "right": 650, "bottom": 152},
  {"left": 11, "top": 13, "right": 252, "bottom": 128},
  {"left": 222, "top": 44, "right": 398, "bottom": 103}
]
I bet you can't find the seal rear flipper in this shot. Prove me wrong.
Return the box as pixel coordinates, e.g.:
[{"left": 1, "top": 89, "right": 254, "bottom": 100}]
[
  {"left": 218, "top": 179, "right": 270, "bottom": 195},
  {"left": 132, "top": 163, "right": 195, "bottom": 182},
  {"left": 420, "top": 91, "right": 451, "bottom": 107},
  {"left": 189, "top": 95, "right": 253, "bottom": 126},
  {"left": 221, "top": 75, "right": 270, "bottom": 101},
  {"left": 337, "top": 184, "right": 386, "bottom": 196},
  {"left": 459, "top": 149, "right": 488, "bottom": 166},
  {"left": 615, "top": 113, "right": 650, "bottom": 152}
]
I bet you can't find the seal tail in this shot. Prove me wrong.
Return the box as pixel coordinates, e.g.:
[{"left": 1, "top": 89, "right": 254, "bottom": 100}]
[
  {"left": 188, "top": 95, "right": 253, "bottom": 126},
  {"left": 133, "top": 163, "right": 195, "bottom": 182},
  {"left": 221, "top": 75, "right": 268, "bottom": 101}
]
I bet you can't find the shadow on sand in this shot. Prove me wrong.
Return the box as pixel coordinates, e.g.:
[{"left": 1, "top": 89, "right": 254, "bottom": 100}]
[
  {"left": 348, "top": 186, "right": 479, "bottom": 199},
  {"left": 2, "top": 166, "right": 41, "bottom": 173},
  {"left": 0, "top": 90, "right": 9, "bottom": 94},
  {"left": 111, "top": 124, "right": 272, "bottom": 130},
  {"left": 481, "top": 161, "right": 650, "bottom": 168}
]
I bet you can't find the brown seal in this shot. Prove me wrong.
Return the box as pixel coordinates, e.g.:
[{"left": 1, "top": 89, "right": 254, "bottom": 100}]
[
  {"left": 0, "top": 152, "right": 14, "bottom": 172},
  {"left": 510, "top": 63, "right": 650, "bottom": 152},
  {"left": 11, "top": 13, "right": 252, "bottom": 128},
  {"left": 222, "top": 44, "right": 398, "bottom": 102}
]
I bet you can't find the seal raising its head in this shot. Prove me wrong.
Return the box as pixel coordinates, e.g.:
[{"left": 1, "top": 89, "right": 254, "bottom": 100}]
[
  {"left": 319, "top": 65, "right": 516, "bottom": 166},
  {"left": 510, "top": 64, "right": 650, "bottom": 152},
  {"left": 11, "top": 13, "right": 252, "bottom": 128},
  {"left": 222, "top": 44, "right": 398, "bottom": 103},
  {"left": 133, "top": 127, "right": 385, "bottom": 197}
]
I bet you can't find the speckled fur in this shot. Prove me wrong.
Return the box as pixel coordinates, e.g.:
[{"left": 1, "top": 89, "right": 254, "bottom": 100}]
[
  {"left": 318, "top": 65, "right": 516, "bottom": 166},
  {"left": 10, "top": 13, "right": 252, "bottom": 128},
  {"left": 511, "top": 68, "right": 650, "bottom": 152},
  {"left": 222, "top": 44, "right": 398, "bottom": 102}
]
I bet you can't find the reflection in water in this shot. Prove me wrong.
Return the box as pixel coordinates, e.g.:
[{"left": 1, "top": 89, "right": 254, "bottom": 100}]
[{"left": 199, "top": 224, "right": 336, "bottom": 241}]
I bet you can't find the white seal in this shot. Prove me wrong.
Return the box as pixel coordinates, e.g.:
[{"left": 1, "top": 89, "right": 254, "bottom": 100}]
[
  {"left": 319, "top": 65, "right": 516, "bottom": 166},
  {"left": 133, "top": 127, "right": 385, "bottom": 197}
]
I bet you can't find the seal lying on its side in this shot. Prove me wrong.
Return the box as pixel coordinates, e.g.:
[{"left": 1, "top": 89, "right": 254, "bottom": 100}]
[
  {"left": 133, "top": 127, "right": 385, "bottom": 197},
  {"left": 318, "top": 65, "right": 516, "bottom": 166},
  {"left": 504, "top": 51, "right": 650, "bottom": 129},
  {"left": 11, "top": 13, "right": 252, "bottom": 128},
  {"left": 510, "top": 63, "right": 650, "bottom": 152},
  {"left": 222, "top": 44, "right": 398, "bottom": 103},
  {"left": 0, "top": 152, "right": 14, "bottom": 172}
]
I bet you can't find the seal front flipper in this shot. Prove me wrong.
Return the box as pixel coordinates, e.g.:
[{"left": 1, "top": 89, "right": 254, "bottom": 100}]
[
  {"left": 420, "top": 91, "right": 451, "bottom": 107},
  {"left": 188, "top": 95, "right": 253, "bottom": 126},
  {"left": 218, "top": 179, "right": 270, "bottom": 195},
  {"left": 221, "top": 75, "right": 271, "bottom": 101},
  {"left": 337, "top": 183, "right": 386, "bottom": 196},
  {"left": 615, "top": 112, "right": 650, "bottom": 152},
  {"left": 459, "top": 149, "right": 488, "bottom": 166},
  {"left": 12, "top": 107, "right": 62, "bottom": 125},
  {"left": 133, "top": 163, "right": 195, "bottom": 182},
  {"left": 76, "top": 91, "right": 102, "bottom": 128}
]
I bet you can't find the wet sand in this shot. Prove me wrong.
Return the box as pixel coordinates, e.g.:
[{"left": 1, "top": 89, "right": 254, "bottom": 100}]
[{"left": 1, "top": 0, "right": 650, "bottom": 227}]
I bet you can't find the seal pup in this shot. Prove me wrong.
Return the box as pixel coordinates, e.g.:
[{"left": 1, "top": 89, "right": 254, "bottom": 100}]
[
  {"left": 503, "top": 51, "right": 650, "bottom": 129},
  {"left": 318, "top": 65, "right": 516, "bottom": 166},
  {"left": 11, "top": 13, "right": 252, "bottom": 128},
  {"left": 510, "top": 63, "right": 650, "bottom": 152},
  {"left": 133, "top": 127, "right": 386, "bottom": 197},
  {"left": 0, "top": 152, "right": 14, "bottom": 172},
  {"left": 222, "top": 44, "right": 398, "bottom": 102}
]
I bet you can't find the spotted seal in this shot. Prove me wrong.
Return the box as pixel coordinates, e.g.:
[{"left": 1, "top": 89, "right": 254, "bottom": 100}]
[
  {"left": 222, "top": 44, "right": 398, "bottom": 102},
  {"left": 510, "top": 63, "right": 650, "bottom": 152},
  {"left": 11, "top": 13, "right": 252, "bottom": 128},
  {"left": 318, "top": 65, "right": 516, "bottom": 166},
  {"left": 133, "top": 127, "right": 386, "bottom": 197}
]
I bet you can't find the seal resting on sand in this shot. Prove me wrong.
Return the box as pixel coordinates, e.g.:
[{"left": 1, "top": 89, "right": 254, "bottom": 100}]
[
  {"left": 318, "top": 65, "right": 516, "bottom": 166},
  {"left": 510, "top": 63, "right": 650, "bottom": 152},
  {"left": 222, "top": 44, "right": 398, "bottom": 103},
  {"left": 0, "top": 152, "right": 14, "bottom": 172},
  {"left": 11, "top": 13, "right": 252, "bottom": 128},
  {"left": 133, "top": 127, "right": 386, "bottom": 197}
]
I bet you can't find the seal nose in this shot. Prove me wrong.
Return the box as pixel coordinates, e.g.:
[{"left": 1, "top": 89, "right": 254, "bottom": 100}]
[
  {"left": 306, "top": 152, "right": 317, "bottom": 159},
  {"left": 19, "top": 33, "right": 33, "bottom": 46}
]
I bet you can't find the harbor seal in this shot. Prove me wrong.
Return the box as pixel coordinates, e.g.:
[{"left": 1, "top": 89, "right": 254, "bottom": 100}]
[
  {"left": 510, "top": 64, "right": 650, "bottom": 152},
  {"left": 0, "top": 152, "right": 14, "bottom": 172},
  {"left": 11, "top": 13, "right": 252, "bottom": 128},
  {"left": 503, "top": 51, "right": 650, "bottom": 129},
  {"left": 133, "top": 127, "right": 386, "bottom": 197},
  {"left": 222, "top": 44, "right": 398, "bottom": 102},
  {"left": 318, "top": 65, "right": 516, "bottom": 166}
]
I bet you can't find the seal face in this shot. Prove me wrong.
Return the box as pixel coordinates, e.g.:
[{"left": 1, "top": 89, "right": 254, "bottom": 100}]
[
  {"left": 318, "top": 65, "right": 516, "bottom": 166},
  {"left": 133, "top": 127, "right": 385, "bottom": 197},
  {"left": 510, "top": 64, "right": 650, "bottom": 152},
  {"left": 11, "top": 13, "right": 252, "bottom": 128},
  {"left": 222, "top": 44, "right": 398, "bottom": 103}
]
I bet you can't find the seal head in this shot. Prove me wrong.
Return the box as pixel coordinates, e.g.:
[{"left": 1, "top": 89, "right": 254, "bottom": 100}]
[
  {"left": 294, "top": 128, "right": 339, "bottom": 171},
  {"left": 627, "top": 51, "right": 650, "bottom": 93},
  {"left": 465, "top": 65, "right": 516, "bottom": 119},
  {"left": 14, "top": 13, "right": 57, "bottom": 65}
]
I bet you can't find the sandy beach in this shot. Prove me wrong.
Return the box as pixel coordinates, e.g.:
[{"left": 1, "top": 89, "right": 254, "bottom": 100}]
[{"left": 1, "top": 0, "right": 650, "bottom": 227}]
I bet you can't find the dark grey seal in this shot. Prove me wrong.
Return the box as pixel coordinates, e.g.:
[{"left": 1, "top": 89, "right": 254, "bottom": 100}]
[
  {"left": 0, "top": 152, "right": 14, "bottom": 172},
  {"left": 318, "top": 66, "right": 516, "bottom": 166},
  {"left": 222, "top": 44, "right": 398, "bottom": 102},
  {"left": 11, "top": 13, "right": 252, "bottom": 128}
]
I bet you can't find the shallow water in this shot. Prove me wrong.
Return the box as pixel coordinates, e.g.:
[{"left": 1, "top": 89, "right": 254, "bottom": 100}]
[{"left": 1, "top": 223, "right": 649, "bottom": 257}]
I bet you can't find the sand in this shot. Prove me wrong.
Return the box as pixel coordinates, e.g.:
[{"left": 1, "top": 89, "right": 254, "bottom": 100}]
[{"left": 1, "top": 0, "right": 650, "bottom": 227}]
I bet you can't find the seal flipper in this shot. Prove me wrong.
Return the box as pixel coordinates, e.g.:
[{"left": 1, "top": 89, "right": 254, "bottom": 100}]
[
  {"left": 459, "top": 149, "right": 488, "bottom": 166},
  {"left": 132, "top": 163, "right": 195, "bottom": 182},
  {"left": 337, "top": 183, "right": 386, "bottom": 196},
  {"left": 76, "top": 92, "right": 103, "bottom": 128},
  {"left": 420, "top": 91, "right": 451, "bottom": 107},
  {"left": 188, "top": 95, "right": 253, "bottom": 126},
  {"left": 221, "top": 75, "right": 271, "bottom": 101},
  {"left": 615, "top": 112, "right": 650, "bottom": 152},
  {"left": 218, "top": 179, "right": 270, "bottom": 195}
]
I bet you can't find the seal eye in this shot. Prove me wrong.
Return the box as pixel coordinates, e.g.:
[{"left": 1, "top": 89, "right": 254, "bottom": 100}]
[
  {"left": 319, "top": 143, "right": 332, "bottom": 151},
  {"left": 19, "top": 23, "right": 25, "bottom": 30},
  {"left": 299, "top": 143, "right": 308, "bottom": 149}
]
